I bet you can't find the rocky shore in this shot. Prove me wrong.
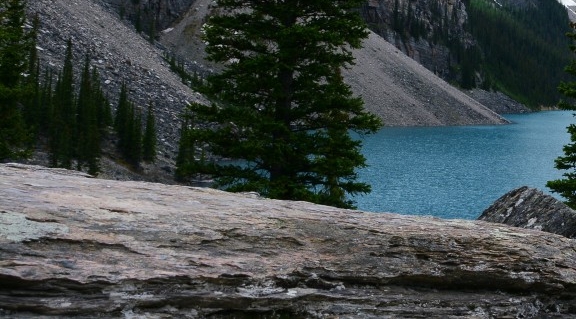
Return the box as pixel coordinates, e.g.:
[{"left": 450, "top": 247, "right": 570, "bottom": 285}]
[{"left": 1, "top": 164, "right": 576, "bottom": 318}]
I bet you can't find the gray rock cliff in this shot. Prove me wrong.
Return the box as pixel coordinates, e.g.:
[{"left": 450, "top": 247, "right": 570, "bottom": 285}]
[
  {"left": 1, "top": 164, "right": 576, "bottom": 318},
  {"left": 479, "top": 186, "right": 576, "bottom": 238}
]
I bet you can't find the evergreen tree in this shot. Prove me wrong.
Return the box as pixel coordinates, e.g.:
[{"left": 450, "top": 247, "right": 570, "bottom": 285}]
[
  {"left": 50, "top": 39, "right": 76, "bottom": 168},
  {"left": 76, "top": 55, "right": 101, "bottom": 174},
  {"left": 113, "top": 85, "right": 144, "bottom": 168},
  {"left": 127, "top": 105, "right": 142, "bottom": 168},
  {"left": 148, "top": 16, "right": 156, "bottom": 44},
  {"left": 547, "top": 22, "right": 576, "bottom": 208},
  {"left": 175, "top": 114, "right": 198, "bottom": 181},
  {"left": 23, "top": 13, "right": 40, "bottom": 133},
  {"left": 114, "top": 82, "right": 130, "bottom": 150},
  {"left": 92, "top": 68, "right": 112, "bottom": 130},
  {"left": 183, "top": 0, "right": 382, "bottom": 208},
  {"left": 0, "top": 0, "right": 33, "bottom": 160},
  {"left": 38, "top": 69, "right": 54, "bottom": 135},
  {"left": 142, "top": 101, "right": 157, "bottom": 162}
]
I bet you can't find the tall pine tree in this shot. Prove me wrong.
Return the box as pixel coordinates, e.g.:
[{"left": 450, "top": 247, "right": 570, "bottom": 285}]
[
  {"left": 76, "top": 55, "right": 101, "bottom": 174},
  {"left": 114, "top": 82, "right": 129, "bottom": 151},
  {"left": 142, "top": 101, "right": 157, "bottom": 162},
  {"left": 23, "top": 13, "right": 41, "bottom": 134},
  {"left": 0, "top": 0, "right": 33, "bottom": 160},
  {"left": 113, "top": 84, "right": 144, "bottom": 168},
  {"left": 175, "top": 113, "right": 199, "bottom": 182},
  {"left": 547, "top": 22, "right": 576, "bottom": 208},
  {"left": 50, "top": 39, "right": 76, "bottom": 168},
  {"left": 182, "top": 0, "right": 381, "bottom": 208}
]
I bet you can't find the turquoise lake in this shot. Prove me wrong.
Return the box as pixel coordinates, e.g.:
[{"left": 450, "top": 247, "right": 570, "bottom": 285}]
[{"left": 353, "top": 111, "right": 575, "bottom": 219}]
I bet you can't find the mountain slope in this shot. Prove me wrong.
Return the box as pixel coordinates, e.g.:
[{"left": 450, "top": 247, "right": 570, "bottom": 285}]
[
  {"left": 362, "top": 0, "right": 571, "bottom": 108},
  {"left": 344, "top": 32, "right": 507, "bottom": 126},
  {"left": 22, "top": 0, "right": 510, "bottom": 183},
  {"left": 159, "top": 0, "right": 508, "bottom": 127},
  {"left": 25, "top": 0, "right": 208, "bottom": 181}
]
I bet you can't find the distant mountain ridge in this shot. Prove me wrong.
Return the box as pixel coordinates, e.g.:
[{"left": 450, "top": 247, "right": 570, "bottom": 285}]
[
  {"left": 156, "top": 0, "right": 509, "bottom": 126},
  {"left": 96, "top": 0, "right": 570, "bottom": 109},
  {"left": 24, "top": 0, "right": 543, "bottom": 182},
  {"left": 361, "top": 0, "right": 572, "bottom": 108},
  {"left": 28, "top": 0, "right": 511, "bottom": 131}
]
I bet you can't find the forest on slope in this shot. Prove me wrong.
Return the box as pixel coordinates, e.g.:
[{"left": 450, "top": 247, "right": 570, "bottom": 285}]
[
  {"left": 465, "top": 0, "right": 572, "bottom": 107},
  {"left": 363, "top": 0, "right": 572, "bottom": 108}
]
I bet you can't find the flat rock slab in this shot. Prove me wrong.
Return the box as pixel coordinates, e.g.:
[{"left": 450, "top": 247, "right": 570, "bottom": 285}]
[{"left": 1, "top": 164, "right": 576, "bottom": 318}]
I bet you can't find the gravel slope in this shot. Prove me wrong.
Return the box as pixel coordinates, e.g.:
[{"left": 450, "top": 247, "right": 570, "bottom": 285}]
[
  {"left": 344, "top": 32, "right": 509, "bottom": 126},
  {"left": 28, "top": 0, "right": 203, "bottom": 158},
  {"left": 160, "top": 1, "right": 510, "bottom": 127},
  {"left": 26, "top": 0, "right": 208, "bottom": 182}
]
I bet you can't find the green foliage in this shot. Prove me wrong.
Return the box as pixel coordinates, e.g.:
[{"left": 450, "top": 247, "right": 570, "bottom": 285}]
[
  {"left": 178, "top": 0, "right": 382, "bottom": 208},
  {"left": 50, "top": 39, "right": 76, "bottom": 168},
  {"left": 547, "top": 22, "right": 576, "bottom": 209},
  {"left": 142, "top": 101, "right": 157, "bottom": 162},
  {"left": 466, "top": 0, "right": 571, "bottom": 107},
  {"left": 114, "top": 82, "right": 130, "bottom": 147},
  {"left": 175, "top": 114, "right": 198, "bottom": 182},
  {"left": 113, "top": 83, "right": 144, "bottom": 168},
  {"left": 135, "top": 9, "right": 142, "bottom": 33},
  {"left": 148, "top": 16, "right": 156, "bottom": 43},
  {"left": 0, "top": 0, "right": 33, "bottom": 160},
  {"left": 164, "top": 53, "right": 203, "bottom": 89},
  {"left": 76, "top": 55, "right": 108, "bottom": 174},
  {"left": 92, "top": 69, "right": 113, "bottom": 130},
  {"left": 44, "top": 43, "right": 113, "bottom": 174}
]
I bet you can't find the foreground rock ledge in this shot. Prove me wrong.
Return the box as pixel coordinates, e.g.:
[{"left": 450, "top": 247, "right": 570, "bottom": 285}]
[{"left": 1, "top": 164, "right": 576, "bottom": 318}]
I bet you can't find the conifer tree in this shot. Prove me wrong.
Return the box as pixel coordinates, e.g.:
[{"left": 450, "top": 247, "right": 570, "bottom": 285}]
[
  {"left": 23, "top": 13, "right": 40, "bottom": 133},
  {"left": 114, "top": 82, "right": 130, "bottom": 150},
  {"left": 126, "top": 105, "right": 142, "bottom": 167},
  {"left": 175, "top": 115, "right": 197, "bottom": 181},
  {"left": 0, "top": 0, "right": 33, "bottom": 160},
  {"left": 92, "top": 68, "right": 112, "bottom": 131},
  {"left": 39, "top": 70, "right": 54, "bottom": 134},
  {"left": 76, "top": 55, "right": 101, "bottom": 174},
  {"left": 113, "top": 85, "right": 144, "bottom": 168},
  {"left": 142, "top": 101, "right": 157, "bottom": 162},
  {"left": 547, "top": 22, "right": 576, "bottom": 208},
  {"left": 183, "top": 0, "right": 382, "bottom": 208},
  {"left": 50, "top": 39, "right": 76, "bottom": 168}
]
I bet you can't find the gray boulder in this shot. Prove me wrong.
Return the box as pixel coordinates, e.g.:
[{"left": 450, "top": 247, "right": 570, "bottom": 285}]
[
  {"left": 479, "top": 186, "right": 576, "bottom": 238},
  {"left": 2, "top": 164, "right": 576, "bottom": 317}
]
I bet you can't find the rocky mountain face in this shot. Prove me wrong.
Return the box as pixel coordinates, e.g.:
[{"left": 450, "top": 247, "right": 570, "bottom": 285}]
[
  {"left": 2, "top": 163, "right": 576, "bottom": 318},
  {"left": 342, "top": 32, "right": 508, "bottom": 126},
  {"left": 156, "top": 0, "right": 511, "bottom": 126},
  {"left": 100, "top": 0, "right": 196, "bottom": 32},
  {"left": 25, "top": 0, "right": 209, "bottom": 182},
  {"left": 361, "top": 0, "right": 473, "bottom": 82},
  {"left": 22, "top": 0, "right": 519, "bottom": 182}
]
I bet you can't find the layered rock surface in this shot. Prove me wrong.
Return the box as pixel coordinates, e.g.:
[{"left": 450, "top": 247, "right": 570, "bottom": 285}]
[
  {"left": 479, "top": 186, "right": 576, "bottom": 238},
  {"left": 1, "top": 164, "right": 576, "bottom": 318}
]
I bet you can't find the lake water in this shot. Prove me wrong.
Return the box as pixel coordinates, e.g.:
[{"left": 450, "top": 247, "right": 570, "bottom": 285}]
[{"left": 353, "top": 111, "right": 574, "bottom": 220}]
